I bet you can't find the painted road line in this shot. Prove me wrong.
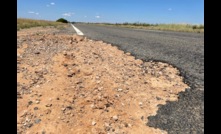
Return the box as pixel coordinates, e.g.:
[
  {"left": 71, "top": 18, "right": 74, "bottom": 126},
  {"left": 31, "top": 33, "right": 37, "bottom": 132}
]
[{"left": 71, "top": 24, "right": 84, "bottom": 35}]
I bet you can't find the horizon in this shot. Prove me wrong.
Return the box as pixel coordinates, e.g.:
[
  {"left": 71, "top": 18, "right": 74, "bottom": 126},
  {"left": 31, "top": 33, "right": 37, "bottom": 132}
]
[{"left": 17, "top": 0, "right": 204, "bottom": 25}]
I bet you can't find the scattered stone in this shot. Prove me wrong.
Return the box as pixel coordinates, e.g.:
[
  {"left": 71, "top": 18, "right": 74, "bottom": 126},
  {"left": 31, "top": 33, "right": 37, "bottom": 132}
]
[
  {"left": 67, "top": 72, "right": 75, "bottom": 77},
  {"left": 126, "top": 52, "right": 131, "bottom": 56},
  {"left": 27, "top": 123, "right": 33, "bottom": 128},
  {"left": 34, "top": 107, "right": 38, "bottom": 110},
  {"left": 104, "top": 123, "right": 111, "bottom": 131},
  {"left": 90, "top": 104, "right": 95, "bottom": 109},
  {"left": 63, "top": 63, "right": 68, "bottom": 67},
  {"left": 36, "top": 100, "right": 40, "bottom": 104},
  {"left": 139, "top": 102, "right": 143, "bottom": 108},
  {"left": 17, "top": 92, "right": 22, "bottom": 99},
  {"left": 141, "top": 116, "right": 144, "bottom": 120},
  {"left": 66, "top": 106, "right": 72, "bottom": 110},
  {"left": 115, "top": 94, "right": 120, "bottom": 98},
  {"left": 28, "top": 101, "right": 33, "bottom": 105},
  {"left": 156, "top": 97, "right": 162, "bottom": 100},
  {"left": 117, "top": 88, "right": 123, "bottom": 92},
  {"left": 20, "top": 111, "right": 27, "bottom": 117},
  {"left": 45, "top": 109, "right": 51, "bottom": 114},
  {"left": 112, "top": 115, "right": 118, "bottom": 121},
  {"left": 124, "top": 122, "right": 128, "bottom": 127},
  {"left": 34, "top": 51, "right": 40, "bottom": 54},
  {"left": 46, "top": 104, "right": 52, "bottom": 107},
  {"left": 35, "top": 119, "right": 41, "bottom": 124},
  {"left": 92, "top": 121, "right": 96, "bottom": 126}
]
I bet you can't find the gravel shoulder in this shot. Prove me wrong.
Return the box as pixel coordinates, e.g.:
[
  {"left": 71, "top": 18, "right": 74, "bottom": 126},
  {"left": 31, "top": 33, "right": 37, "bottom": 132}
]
[{"left": 17, "top": 26, "right": 188, "bottom": 134}]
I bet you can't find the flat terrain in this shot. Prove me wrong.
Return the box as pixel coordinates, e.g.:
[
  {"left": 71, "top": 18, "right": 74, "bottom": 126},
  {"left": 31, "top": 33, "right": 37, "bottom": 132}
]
[
  {"left": 73, "top": 24, "right": 204, "bottom": 133},
  {"left": 17, "top": 26, "right": 188, "bottom": 134}
]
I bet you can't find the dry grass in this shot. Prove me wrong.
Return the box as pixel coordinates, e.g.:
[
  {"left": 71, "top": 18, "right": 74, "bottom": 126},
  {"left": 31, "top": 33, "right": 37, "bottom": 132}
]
[
  {"left": 92, "top": 23, "right": 204, "bottom": 33},
  {"left": 17, "top": 18, "right": 66, "bottom": 30}
]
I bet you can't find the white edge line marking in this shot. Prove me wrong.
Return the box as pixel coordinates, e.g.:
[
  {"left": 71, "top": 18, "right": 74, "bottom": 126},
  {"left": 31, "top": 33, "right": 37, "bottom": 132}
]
[{"left": 71, "top": 23, "right": 84, "bottom": 35}]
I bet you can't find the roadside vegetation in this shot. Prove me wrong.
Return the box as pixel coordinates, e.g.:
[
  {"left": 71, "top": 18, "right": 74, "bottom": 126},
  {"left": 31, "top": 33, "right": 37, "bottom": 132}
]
[
  {"left": 56, "top": 18, "right": 68, "bottom": 23},
  {"left": 87, "top": 22, "right": 204, "bottom": 33},
  {"left": 17, "top": 18, "right": 66, "bottom": 30}
]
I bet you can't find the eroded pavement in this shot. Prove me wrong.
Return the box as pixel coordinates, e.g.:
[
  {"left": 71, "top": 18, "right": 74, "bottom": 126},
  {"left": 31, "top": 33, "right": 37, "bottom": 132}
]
[{"left": 17, "top": 27, "right": 188, "bottom": 134}]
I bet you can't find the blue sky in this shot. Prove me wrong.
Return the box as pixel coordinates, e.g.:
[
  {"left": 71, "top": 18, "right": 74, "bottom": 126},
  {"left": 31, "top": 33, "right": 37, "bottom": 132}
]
[{"left": 17, "top": 0, "right": 204, "bottom": 24}]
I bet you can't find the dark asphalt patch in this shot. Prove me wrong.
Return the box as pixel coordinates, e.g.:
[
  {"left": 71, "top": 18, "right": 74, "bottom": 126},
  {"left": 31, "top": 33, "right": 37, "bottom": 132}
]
[{"left": 147, "top": 88, "right": 204, "bottom": 134}]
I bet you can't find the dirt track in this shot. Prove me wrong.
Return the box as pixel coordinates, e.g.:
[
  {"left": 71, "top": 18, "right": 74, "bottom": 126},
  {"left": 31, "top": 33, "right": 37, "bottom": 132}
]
[{"left": 17, "top": 26, "right": 188, "bottom": 134}]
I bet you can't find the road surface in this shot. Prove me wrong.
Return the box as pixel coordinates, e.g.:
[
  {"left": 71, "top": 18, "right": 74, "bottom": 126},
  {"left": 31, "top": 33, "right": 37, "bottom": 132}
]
[{"left": 71, "top": 23, "right": 204, "bottom": 134}]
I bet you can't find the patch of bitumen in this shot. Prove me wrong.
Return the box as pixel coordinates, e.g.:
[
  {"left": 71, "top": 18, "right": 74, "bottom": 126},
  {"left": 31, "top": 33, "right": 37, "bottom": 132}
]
[{"left": 147, "top": 88, "right": 204, "bottom": 134}]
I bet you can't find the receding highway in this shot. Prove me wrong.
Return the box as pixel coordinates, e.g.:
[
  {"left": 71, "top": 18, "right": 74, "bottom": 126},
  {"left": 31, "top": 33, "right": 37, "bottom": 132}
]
[{"left": 72, "top": 23, "right": 204, "bottom": 134}]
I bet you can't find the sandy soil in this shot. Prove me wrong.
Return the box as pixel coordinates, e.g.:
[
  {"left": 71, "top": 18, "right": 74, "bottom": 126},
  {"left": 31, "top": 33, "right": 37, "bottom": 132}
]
[{"left": 17, "top": 27, "right": 188, "bottom": 134}]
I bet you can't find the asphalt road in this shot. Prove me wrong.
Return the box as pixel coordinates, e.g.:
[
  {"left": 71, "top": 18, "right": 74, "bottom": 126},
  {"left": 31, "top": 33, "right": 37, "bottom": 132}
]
[{"left": 72, "top": 24, "right": 204, "bottom": 134}]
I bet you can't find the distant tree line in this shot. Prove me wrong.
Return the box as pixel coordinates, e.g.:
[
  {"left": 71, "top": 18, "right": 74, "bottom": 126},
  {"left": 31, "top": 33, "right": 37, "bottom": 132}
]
[{"left": 56, "top": 18, "right": 68, "bottom": 23}]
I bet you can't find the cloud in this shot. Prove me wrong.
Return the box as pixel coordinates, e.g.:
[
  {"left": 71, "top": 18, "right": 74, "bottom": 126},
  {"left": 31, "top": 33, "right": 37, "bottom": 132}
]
[
  {"left": 62, "top": 12, "right": 75, "bottom": 17},
  {"left": 168, "top": 8, "right": 172, "bottom": 11},
  {"left": 84, "top": 16, "right": 87, "bottom": 18},
  {"left": 28, "top": 11, "right": 39, "bottom": 15},
  {"left": 95, "top": 15, "right": 100, "bottom": 18},
  {"left": 50, "top": 2, "right": 55, "bottom": 5}
]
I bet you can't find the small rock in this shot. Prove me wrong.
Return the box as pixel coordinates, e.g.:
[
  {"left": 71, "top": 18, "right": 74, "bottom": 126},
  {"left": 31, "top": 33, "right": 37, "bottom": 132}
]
[
  {"left": 46, "top": 104, "right": 52, "bottom": 107},
  {"left": 63, "top": 63, "right": 68, "bottom": 67},
  {"left": 90, "top": 104, "right": 95, "bottom": 109},
  {"left": 66, "top": 106, "right": 73, "bottom": 110},
  {"left": 124, "top": 122, "right": 128, "bottom": 127},
  {"left": 126, "top": 52, "right": 131, "bottom": 56},
  {"left": 141, "top": 116, "right": 144, "bottom": 120},
  {"left": 35, "top": 119, "right": 41, "bottom": 124},
  {"left": 27, "top": 123, "right": 33, "bottom": 128},
  {"left": 115, "top": 94, "right": 120, "bottom": 97},
  {"left": 34, "top": 51, "right": 40, "bottom": 54},
  {"left": 117, "top": 88, "right": 123, "bottom": 92},
  {"left": 67, "top": 72, "right": 75, "bottom": 77},
  {"left": 92, "top": 121, "right": 96, "bottom": 126},
  {"left": 34, "top": 107, "right": 38, "bottom": 110},
  {"left": 61, "top": 108, "right": 66, "bottom": 111},
  {"left": 45, "top": 109, "right": 51, "bottom": 114},
  {"left": 28, "top": 101, "right": 33, "bottom": 105},
  {"left": 63, "top": 51, "right": 67, "bottom": 56},
  {"left": 112, "top": 115, "right": 118, "bottom": 121},
  {"left": 36, "top": 101, "right": 40, "bottom": 104},
  {"left": 20, "top": 111, "right": 27, "bottom": 117},
  {"left": 156, "top": 97, "right": 162, "bottom": 100}
]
